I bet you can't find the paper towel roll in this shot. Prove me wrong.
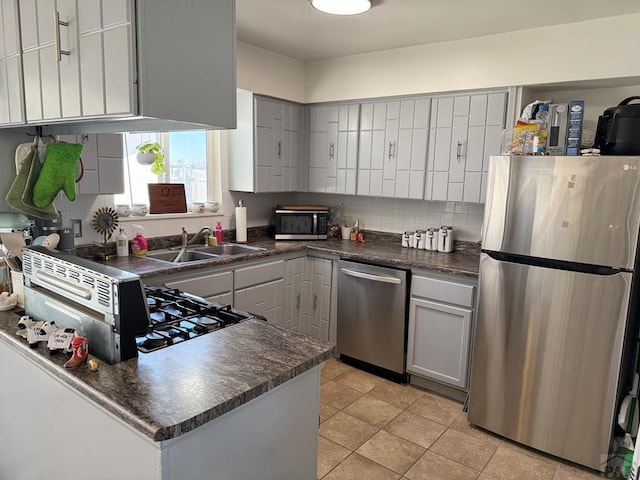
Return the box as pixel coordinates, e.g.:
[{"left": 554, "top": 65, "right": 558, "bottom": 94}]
[{"left": 235, "top": 204, "right": 247, "bottom": 243}]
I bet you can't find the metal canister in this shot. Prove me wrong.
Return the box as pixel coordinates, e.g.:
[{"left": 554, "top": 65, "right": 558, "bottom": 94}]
[
  {"left": 438, "top": 226, "right": 454, "bottom": 253},
  {"left": 402, "top": 231, "right": 411, "bottom": 248},
  {"left": 425, "top": 228, "right": 439, "bottom": 251}
]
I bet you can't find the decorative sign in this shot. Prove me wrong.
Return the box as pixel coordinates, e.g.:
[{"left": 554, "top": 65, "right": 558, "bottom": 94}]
[{"left": 148, "top": 184, "right": 188, "bottom": 214}]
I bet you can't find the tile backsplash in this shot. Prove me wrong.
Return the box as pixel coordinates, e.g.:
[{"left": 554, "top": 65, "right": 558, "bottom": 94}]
[{"left": 51, "top": 190, "right": 484, "bottom": 246}]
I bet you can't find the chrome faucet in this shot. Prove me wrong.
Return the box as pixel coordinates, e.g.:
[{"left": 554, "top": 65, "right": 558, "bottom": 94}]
[{"left": 182, "top": 226, "right": 213, "bottom": 247}]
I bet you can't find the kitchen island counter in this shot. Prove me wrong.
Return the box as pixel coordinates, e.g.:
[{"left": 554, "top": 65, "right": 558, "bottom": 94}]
[
  {"left": 0, "top": 312, "right": 332, "bottom": 441},
  {"left": 0, "top": 308, "right": 333, "bottom": 479}
]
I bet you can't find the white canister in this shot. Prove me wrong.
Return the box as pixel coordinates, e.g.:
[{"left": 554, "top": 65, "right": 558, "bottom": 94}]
[
  {"left": 438, "top": 226, "right": 454, "bottom": 253},
  {"left": 401, "top": 231, "right": 411, "bottom": 248},
  {"left": 425, "top": 228, "right": 439, "bottom": 251},
  {"left": 414, "top": 230, "right": 425, "bottom": 249}
]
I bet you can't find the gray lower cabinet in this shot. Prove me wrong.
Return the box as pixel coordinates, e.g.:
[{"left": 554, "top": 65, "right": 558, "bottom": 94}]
[
  {"left": 233, "top": 259, "right": 285, "bottom": 325},
  {"left": 407, "top": 273, "right": 476, "bottom": 390},
  {"left": 284, "top": 256, "right": 332, "bottom": 341},
  {"left": 164, "top": 271, "right": 233, "bottom": 305},
  {"left": 151, "top": 259, "right": 286, "bottom": 323}
]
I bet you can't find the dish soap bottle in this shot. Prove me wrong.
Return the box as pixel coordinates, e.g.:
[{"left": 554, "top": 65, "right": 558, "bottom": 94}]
[
  {"left": 116, "top": 228, "right": 129, "bottom": 257},
  {"left": 215, "top": 221, "right": 224, "bottom": 245},
  {"left": 130, "top": 224, "right": 148, "bottom": 256}
]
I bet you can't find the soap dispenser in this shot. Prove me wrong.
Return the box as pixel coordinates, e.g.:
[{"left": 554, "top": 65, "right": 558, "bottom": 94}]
[
  {"left": 116, "top": 228, "right": 129, "bottom": 257},
  {"left": 215, "top": 221, "right": 224, "bottom": 245},
  {"left": 130, "top": 224, "right": 148, "bottom": 256}
]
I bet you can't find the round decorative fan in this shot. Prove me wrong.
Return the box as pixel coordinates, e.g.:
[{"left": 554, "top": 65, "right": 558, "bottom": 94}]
[{"left": 92, "top": 207, "right": 119, "bottom": 260}]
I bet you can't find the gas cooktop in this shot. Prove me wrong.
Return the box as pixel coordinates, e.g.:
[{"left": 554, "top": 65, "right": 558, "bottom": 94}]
[{"left": 138, "top": 286, "right": 263, "bottom": 353}]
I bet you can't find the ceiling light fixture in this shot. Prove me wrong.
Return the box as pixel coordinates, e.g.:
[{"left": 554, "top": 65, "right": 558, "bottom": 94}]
[{"left": 311, "top": 0, "right": 371, "bottom": 15}]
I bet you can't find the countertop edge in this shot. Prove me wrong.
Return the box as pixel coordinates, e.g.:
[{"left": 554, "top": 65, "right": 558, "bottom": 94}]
[
  {"left": 0, "top": 315, "right": 334, "bottom": 442},
  {"left": 114, "top": 239, "right": 480, "bottom": 279}
]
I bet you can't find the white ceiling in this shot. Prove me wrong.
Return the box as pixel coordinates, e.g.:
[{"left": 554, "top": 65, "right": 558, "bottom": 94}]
[{"left": 236, "top": 0, "right": 640, "bottom": 61}]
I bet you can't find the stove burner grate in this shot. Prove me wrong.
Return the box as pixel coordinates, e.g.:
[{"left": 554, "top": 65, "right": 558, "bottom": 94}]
[{"left": 137, "top": 286, "right": 261, "bottom": 354}]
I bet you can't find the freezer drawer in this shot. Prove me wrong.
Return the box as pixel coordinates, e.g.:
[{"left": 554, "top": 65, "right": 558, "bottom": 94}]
[
  {"left": 468, "top": 253, "right": 633, "bottom": 471},
  {"left": 482, "top": 155, "right": 640, "bottom": 269}
]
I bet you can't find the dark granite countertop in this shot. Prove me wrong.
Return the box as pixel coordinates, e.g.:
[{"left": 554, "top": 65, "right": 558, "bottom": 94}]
[
  {"left": 102, "top": 234, "right": 481, "bottom": 279},
  {"left": 0, "top": 311, "right": 333, "bottom": 442}
]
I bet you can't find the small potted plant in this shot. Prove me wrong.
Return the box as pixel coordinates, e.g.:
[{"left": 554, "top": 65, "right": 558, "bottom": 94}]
[{"left": 136, "top": 142, "right": 165, "bottom": 175}]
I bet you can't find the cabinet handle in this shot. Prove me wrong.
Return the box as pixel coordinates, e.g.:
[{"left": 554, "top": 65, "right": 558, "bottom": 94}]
[
  {"left": 456, "top": 141, "right": 463, "bottom": 160},
  {"left": 55, "top": 11, "right": 70, "bottom": 62},
  {"left": 277, "top": 141, "right": 281, "bottom": 158},
  {"left": 329, "top": 143, "right": 335, "bottom": 159},
  {"left": 313, "top": 294, "right": 318, "bottom": 311},
  {"left": 296, "top": 293, "right": 300, "bottom": 310},
  {"left": 388, "top": 141, "right": 395, "bottom": 160}
]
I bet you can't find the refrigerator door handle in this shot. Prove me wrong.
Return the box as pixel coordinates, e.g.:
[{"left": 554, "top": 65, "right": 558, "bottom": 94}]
[{"left": 482, "top": 250, "right": 630, "bottom": 276}]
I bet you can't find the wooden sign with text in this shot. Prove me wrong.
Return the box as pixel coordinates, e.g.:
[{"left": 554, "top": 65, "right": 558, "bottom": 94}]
[{"left": 148, "top": 184, "right": 188, "bottom": 214}]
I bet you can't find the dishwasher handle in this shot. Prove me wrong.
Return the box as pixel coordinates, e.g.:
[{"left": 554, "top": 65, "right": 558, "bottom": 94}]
[{"left": 340, "top": 268, "right": 402, "bottom": 285}]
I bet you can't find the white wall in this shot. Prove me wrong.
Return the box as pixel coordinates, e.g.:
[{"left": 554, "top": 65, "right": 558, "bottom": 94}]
[
  {"left": 237, "top": 42, "right": 306, "bottom": 103},
  {"left": 304, "top": 14, "right": 640, "bottom": 103}
]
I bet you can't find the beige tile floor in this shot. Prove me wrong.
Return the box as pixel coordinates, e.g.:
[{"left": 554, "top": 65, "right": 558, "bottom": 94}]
[{"left": 318, "top": 358, "right": 622, "bottom": 480}]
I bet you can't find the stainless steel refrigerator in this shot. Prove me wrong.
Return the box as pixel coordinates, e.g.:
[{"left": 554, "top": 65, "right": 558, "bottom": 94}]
[{"left": 468, "top": 155, "right": 640, "bottom": 472}]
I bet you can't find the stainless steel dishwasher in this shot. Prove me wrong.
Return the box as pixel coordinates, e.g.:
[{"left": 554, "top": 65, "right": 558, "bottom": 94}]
[{"left": 337, "top": 260, "right": 409, "bottom": 383}]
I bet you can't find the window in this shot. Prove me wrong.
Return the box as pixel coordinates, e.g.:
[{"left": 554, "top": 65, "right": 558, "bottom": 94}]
[{"left": 115, "top": 130, "right": 222, "bottom": 208}]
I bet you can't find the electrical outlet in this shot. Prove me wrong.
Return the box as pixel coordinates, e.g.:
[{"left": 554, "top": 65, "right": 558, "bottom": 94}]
[{"left": 71, "top": 219, "right": 82, "bottom": 238}]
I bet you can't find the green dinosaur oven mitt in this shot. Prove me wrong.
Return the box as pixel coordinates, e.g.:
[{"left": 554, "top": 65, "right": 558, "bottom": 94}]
[{"left": 32, "top": 142, "right": 83, "bottom": 207}]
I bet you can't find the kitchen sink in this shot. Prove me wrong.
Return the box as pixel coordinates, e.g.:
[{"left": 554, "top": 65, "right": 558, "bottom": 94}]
[
  {"left": 195, "top": 243, "right": 266, "bottom": 256},
  {"left": 146, "top": 250, "right": 218, "bottom": 263}
]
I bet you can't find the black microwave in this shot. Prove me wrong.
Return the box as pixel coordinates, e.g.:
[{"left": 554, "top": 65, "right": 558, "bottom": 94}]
[{"left": 273, "top": 206, "right": 329, "bottom": 240}]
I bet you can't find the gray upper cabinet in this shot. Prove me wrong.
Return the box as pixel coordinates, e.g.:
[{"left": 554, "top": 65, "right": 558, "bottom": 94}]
[
  {"left": 4, "top": 0, "right": 236, "bottom": 131},
  {"left": 0, "top": 0, "right": 24, "bottom": 126},
  {"left": 309, "top": 103, "right": 359, "bottom": 194},
  {"left": 357, "top": 97, "right": 429, "bottom": 199},
  {"left": 426, "top": 90, "right": 507, "bottom": 203},
  {"left": 228, "top": 91, "right": 304, "bottom": 193},
  {"left": 20, "top": 0, "right": 82, "bottom": 122}
]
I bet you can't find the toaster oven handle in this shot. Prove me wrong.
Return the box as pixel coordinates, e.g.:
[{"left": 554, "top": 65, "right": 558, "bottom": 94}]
[{"left": 35, "top": 271, "right": 92, "bottom": 300}]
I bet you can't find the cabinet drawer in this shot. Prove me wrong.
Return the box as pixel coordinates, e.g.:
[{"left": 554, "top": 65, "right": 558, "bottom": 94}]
[
  {"left": 165, "top": 271, "right": 233, "bottom": 298},
  {"left": 234, "top": 260, "right": 285, "bottom": 290},
  {"left": 411, "top": 275, "right": 475, "bottom": 307}
]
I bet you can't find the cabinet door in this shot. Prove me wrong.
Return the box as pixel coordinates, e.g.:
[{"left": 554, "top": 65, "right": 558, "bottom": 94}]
[
  {"left": 303, "top": 257, "right": 332, "bottom": 341},
  {"left": 407, "top": 297, "right": 472, "bottom": 389},
  {"left": 308, "top": 104, "right": 339, "bottom": 193},
  {"left": 426, "top": 91, "right": 507, "bottom": 203},
  {"left": 336, "top": 104, "right": 359, "bottom": 195},
  {"left": 395, "top": 97, "right": 429, "bottom": 199},
  {"left": 357, "top": 102, "right": 387, "bottom": 196},
  {"left": 19, "top": 0, "right": 80, "bottom": 121},
  {"left": 282, "top": 103, "right": 302, "bottom": 192},
  {"left": 308, "top": 105, "right": 326, "bottom": 191},
  {"left": 164, "top": 271, "right": 234, "bottom": 301},
  {"left": 234, "top": 279, "right": 285, "bottom": 326},
  {"left": 284, "top": 257, "right": 305, "bottom": 332},
  {"left": 78, "top": 0, "right": 133, "bottom": 117},
  {"left": 0, "top": 0, "right": 25, "bottom": 125},
  {"left": 254, "top": 97, "right": 303, "bottom": 193},
  {"left": 254, "top": 97, "right": 276, "bottom": 192}
]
